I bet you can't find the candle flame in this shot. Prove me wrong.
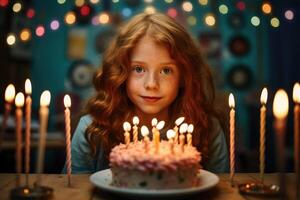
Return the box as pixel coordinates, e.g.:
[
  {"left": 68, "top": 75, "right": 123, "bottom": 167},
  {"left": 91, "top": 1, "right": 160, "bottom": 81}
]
[
  {"left": 5, "top": 84, "right": 15, "bottom": 103},
  {"left": 25, "top": 79, "right": 32, "bottom": 95},
  {"left": 156, "top": 121, "right": 165, "bottom": 130},
  {"left": 167, "top": 129, "right": 175, "bottom": 139},
  {"left": 141, "top": 125, "right": 149, "bottom": 137},
  {"left": 273, "top": 89, "right": 289, "bottom": 119},
  {"left": 260, "top": 87, "right": 268, "bottom": 104},
  {"left": 133, "top": 116, "right": 139, "bottom": 125},
  {"left": 15, "top": 92, "right": 25, "bottom": 107},
  {"left": 64, "top": 94, "right": 71, "bottom": 108},
  {"left": 40, "top": 90, "right": 51, "bottom": 107},
  {"left": 293, "top": 82, "right": 300, "bottom": 103},
  {"left": 123, "top": 122, "right": 131, "bottom": 132},
  {"left": 175, "top": 117, "right": 185, "bottom": 126},
  {"left": 229, "top": 93, "right": 235, "bottom": 108},
  {"left": 188, "top": 124, "right": 194, "bottom": 133},
  {"left": 179, "top": 123, "right": 188, "bottom": 134},
  {"left": 151, "top": 118, "right": 158, "bottom": 126}
]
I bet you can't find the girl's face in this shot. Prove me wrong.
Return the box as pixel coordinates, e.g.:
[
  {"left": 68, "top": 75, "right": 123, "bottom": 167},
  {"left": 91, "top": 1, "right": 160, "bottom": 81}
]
[{"left": 126, "top": 35, "right": 180, "bottom": 121}]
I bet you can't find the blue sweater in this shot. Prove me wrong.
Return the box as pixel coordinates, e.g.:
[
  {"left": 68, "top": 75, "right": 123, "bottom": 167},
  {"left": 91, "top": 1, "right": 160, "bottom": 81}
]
[{"left": 63, "top": 115, "right": 229, "bottom": 174}]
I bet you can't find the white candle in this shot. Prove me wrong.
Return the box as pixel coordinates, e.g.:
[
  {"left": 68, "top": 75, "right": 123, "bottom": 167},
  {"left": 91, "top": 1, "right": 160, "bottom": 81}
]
[
  {"left": 167, "top": 129, "right": 176, "bottom": 154},
  {"left": 132, "top": 116, "right": 139, "bottom": 143},
  {"left": 260, "top": 88, "right": 268, "bottom": 183},
  {"left": 174, "top": 117, "right": 184, "bottom": 144},
  {"left": 187, "top": 124, "right": 194, "bottom": 146},
  {"left": 151, "top": 118, "right": 158, "bottom": 142},
  {"left": 229, "top": 93, "right": 235, "bottom": 186},
  {"left": 123, "top": 122, "right": 131, "bottom": 145},
  {"left": 293, "top": 82, "right": 300, "bottom": 196},
  {"left": 179, "top": 123, "right": 188, "bottom": 152},
  {"left": 15, "top": 92, "right": 24, "bottom": 187},
  {"left": 36, "top": 90, "right": 51, "bottom": 185},
  {"left": 141, "top": 125, "right": 150, "bottom": 153},
  {"left": 155, "top": 120, "right": 165, "bottom": 153},
  {"left": 25, "top": 79, "right": 32, "bottom": 186},
  {"left": 64, "top": 94, "right": 72, "bottom": 187}
]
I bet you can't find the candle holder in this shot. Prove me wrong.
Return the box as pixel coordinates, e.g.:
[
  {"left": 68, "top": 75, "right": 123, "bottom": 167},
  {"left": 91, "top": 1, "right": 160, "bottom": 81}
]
[
  {"left": 10, "top": 185, "right": 53, "bottom": 200},
  {"left": 238, "top": 182, "right": 280, "bottom": 197}
]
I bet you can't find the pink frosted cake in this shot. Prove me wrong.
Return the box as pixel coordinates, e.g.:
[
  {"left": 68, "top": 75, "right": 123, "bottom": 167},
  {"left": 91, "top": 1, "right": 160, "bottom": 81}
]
[{"left": 109, "top": 140, "right": 201, "bottom": 189}]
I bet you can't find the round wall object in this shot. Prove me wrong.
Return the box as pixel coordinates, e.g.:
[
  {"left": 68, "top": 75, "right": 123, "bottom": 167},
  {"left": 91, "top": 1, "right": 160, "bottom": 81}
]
[
  {"left": 226, "top": 64, "right": 253, "bottom": 90},
  {"left": 228, "top": 35, "right": 250, "bottom": 57},
  {"left": 68, "top": 60, "right": 94, "bottom": 89}
]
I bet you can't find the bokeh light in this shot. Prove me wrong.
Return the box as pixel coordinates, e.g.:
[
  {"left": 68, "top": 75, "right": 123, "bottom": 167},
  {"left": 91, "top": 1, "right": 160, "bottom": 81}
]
[
  {"left": 0, "top": 0, "right": 9, "bottom": 7},
  {"left": 144, "top": 6, "right": 156, "bottom": 14},
  {"left": 122, "top": 8, "right": 132, "bottom": 17},
  {"left": 20, "top": 28, "right": 31, "bottom": 41},
  {"left": 167, "top": 8, "right": 177, "bottom": 18},
  {"left": 199, "top": 0, "right": 208, "bottom": 6},
  {"left": 57, "top": 0, "right": 66, "bottom": 4},
  {"left": 270, "top": 17, "right": 280, "bottom": 28},
  {"left": 284, "top": 10, "right": 294, "bottom": 20},
  {"left": 165, "top": 0, "right": 173, "bottom": 3},
  {"left": 262, "top": 2, "right": 272, "bottom": 14},
  {"left": 80, "top": 5, "right": 91, "bottom": 16},
  {"left": 26, "top": 8, "right": 35, "bottom": 19},
  {"left": 35, "top": 26, "right": 45, "bottom": 37},
  {"left": 236, "top": 1, "right": 246, "bottom": 11},
  {"left": 75, "top": 0, "right": 85, "bottom": 7},
  {"left": 205, "top": 14, "right": 216, "bottom": 26},
  {"left": 219, "top": 4, "right": 228, "bottom": 14},
  {"left": 7, "top": 34, "right": 16, "bottom": 46},
  {"left": 90, "top": 0, "right": 99, "bottom": 4},
  {"left": 182, "top": 1, "right": 193, "bottom": 12},
  {"left": 187, "top": 16, "right": 197, "bottom": 26},
  {"left": 251, "top": 16, "right": 260, "bottom": 26},
  {"left": 12, "top": 2, "right": 22, "bottom": 13},
  {"left": 99, "top": 12, "right": 110, "bottom": 24},
  {"left": 65, "top": 11, "right": 76, "bottom": 25},
  {"left": 50, "top": 20, "right": 60, "bottom": 30}
]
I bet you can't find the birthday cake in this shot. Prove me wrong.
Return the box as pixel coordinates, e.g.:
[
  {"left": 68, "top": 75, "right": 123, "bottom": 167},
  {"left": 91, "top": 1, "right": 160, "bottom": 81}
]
[{"left": 109, "top": 117, "right": 202, "bottom": 189}]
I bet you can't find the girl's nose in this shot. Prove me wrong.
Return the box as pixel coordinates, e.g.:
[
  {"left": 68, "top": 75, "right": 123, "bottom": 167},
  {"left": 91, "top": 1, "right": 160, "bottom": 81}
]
[{"left": 144, "top": 73, "right": 159, "bottom": 90}]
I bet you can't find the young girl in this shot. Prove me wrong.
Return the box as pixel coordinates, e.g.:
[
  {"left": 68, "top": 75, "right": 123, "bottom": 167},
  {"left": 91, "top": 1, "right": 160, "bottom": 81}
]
[{"left": 66, "top": 12, "right": 229, "bottom": 174}]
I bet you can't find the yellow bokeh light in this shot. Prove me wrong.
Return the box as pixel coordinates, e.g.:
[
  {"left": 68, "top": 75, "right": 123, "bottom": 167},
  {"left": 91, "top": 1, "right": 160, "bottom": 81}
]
[
  {"left": 251, "top": 16, "right": 260, "bottom": 26},
  {"left": 262, "top": 3, "right": 272, "bottom": 14},
  {"left": 90, "top": 0, "right": 99, "bottom": 4},
  {"left": 199, "top": 0, "right": 208, "bottom": 6},
  {"left": 182, "top": 1, "right": 193, "bottom": 12},
  {"left": 270, "top": 17, "right": 280, "bottom": 28},
  {"left": 65, "top": 11, "right": 76, "bottom": 25},
  {"left": 7, "top": 34, "right": 16, "bottom": 46},
  {"left": 12, "top": 3, "right": 22, "bottom": 13},
  {"left": 144, "top": 0, "right": 153, "bottom": 3},
  {"left": 187, "top": 16, "right": 197, "bottom": 26},
  {"left": 144, "top": 6, "right": 156, "bottom": 14},
  {"left": 205, "top": 14, "right": 215, "bottom": 26},
  {"left": 99, "top": 13, "right": 109, "bottom": 24},
  {"left": 219, "top": 4, "right": 228, "bottom": 14},
  {"left": 75, "top": 0, "right": 85, "bottom": 7},
  {"left": 20, "top": 29, "right": 31, "bottom": 41},
  {"left": 57, "top": 0, "right": 66, "bottom": 4},
  {"left": 165, "top": 0, "right": 173, "bottom": 3}
]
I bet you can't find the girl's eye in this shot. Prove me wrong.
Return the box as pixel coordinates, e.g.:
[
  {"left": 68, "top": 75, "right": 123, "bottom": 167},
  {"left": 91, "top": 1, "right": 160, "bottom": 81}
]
[
  {"left": 133, "top": 66, "right": 145, "bottom": 73},
  {"left": 161, "top": 67, "right": 172, "bottom": 75}
]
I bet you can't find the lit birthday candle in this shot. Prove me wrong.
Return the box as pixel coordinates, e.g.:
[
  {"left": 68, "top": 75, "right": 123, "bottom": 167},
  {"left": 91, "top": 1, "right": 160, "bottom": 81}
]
[
  {"left": 132, "top": 116, "right": 139, "bottom": 143},
  {"left": 123, "top": 122, "right": 131, "bottom": 145},
  {"left": 260, "top": 88, "right": 268, "bottom": 183},
  {"left": 141, "top": 125, "right": 150, "bottom": 153},
  {"left": 273, "top": 89, "right": 289, "bottom": 198},
  {"left": 15, "top": 92, "right": 25, "bottom": 187},
  {"left": 36, "top": 90, "right": 51, "bottom": 185},
  {"left": 151, "top": 118, "right": 158, "bottom": 142},
  {"left": 174, "top": 117, "right": 184, "bottom": 144},
  {"left": 167, "top": 129, "right": 176, "bottom": 154},
  {"left": 187, "top": 124, "right": 194, "bottom": 146},
  {"left": 179, "top": 123, "right": 188, "bottom": 152},
  {"left": 24, "top": 79, "right": 32, "bottom": 186},
  {"left": 293, "top": 82, "right": 300, "bottom": 197},
  {"left": 155, "top": 120, "right": 165, "bottom": 153},
  {"left": 64, "top": 94, "right": 72, "bottom": 187},
  {"left": 229, "top": 93, "right": 235, "bottom": 186}
]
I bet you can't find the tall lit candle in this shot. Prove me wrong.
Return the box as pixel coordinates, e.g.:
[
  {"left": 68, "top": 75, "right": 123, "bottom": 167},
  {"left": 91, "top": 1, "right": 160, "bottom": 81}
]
[
  {"left": 273, "top": 89, "right": 289, "bottom": 199},
  {"left": 179, "top": 123, "right": 188, "bottom": 152},
  {"left": 15, "top": 92, "right": 24, "bottom": 187},
  {"left": 132, "top": 116, "right": 139, "bottom": 143},
  {"left": 293, "top": 82, "right": 300, "bottom": 198},
  {"left": 229, "top": 93, "right": 235, "bottom": 186},
  {"left": 0, "top": 84, "right": 15, "bottom": 149},
  {"left": 141, "top": 125, "right": 150, "bottom": 153},
  {"left": 187, "top": 124, "right": 194, "bottom": 146},
  {"left": 155, "top": 121, "right": 165, "bottom": 153},
  {"left": 36, "top": 90, "right": 51, "bottom": 186},
  {"left": 167, "top": 129, "right": 175, "bottom": 154},
  {"left": 64, "top": 94, "right": 72, "bottom": 187},
  {"left": 25, "top": 79, "right": 32, "bottom": 186},
  {"left": 173, "top": 117, "right": 184, "bottom": 144},
  {"left": 260, "top": 88, "right": 268, "bottom": 183},
  {"left": 123, "top": 122, "right": 131, "bottom": 145}
]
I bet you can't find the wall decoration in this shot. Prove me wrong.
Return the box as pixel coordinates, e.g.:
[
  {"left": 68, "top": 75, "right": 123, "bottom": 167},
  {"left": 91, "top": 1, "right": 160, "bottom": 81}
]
[
  {"left": 228, "top": 35, "right": 250, "bottom": 57},
  {"left": 226, "top": 64, "right": 253, "bottom": 90},
  {"left": 68, "top": 60, "right": 95, "bottom": 89},
  {"left": 67, "top": 28, "right": 87, "bottom": 59}
]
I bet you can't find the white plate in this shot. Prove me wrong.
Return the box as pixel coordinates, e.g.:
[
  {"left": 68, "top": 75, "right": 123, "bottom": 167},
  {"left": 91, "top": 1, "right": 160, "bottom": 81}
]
[{"left": 90, "top": 169, "right": 219, "bottom": 198}]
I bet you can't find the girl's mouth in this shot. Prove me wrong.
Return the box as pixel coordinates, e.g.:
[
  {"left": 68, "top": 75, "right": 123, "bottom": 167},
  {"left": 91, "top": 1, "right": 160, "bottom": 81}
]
[{"left": 141, "top": 96, "right": 162, "bottom": 103}]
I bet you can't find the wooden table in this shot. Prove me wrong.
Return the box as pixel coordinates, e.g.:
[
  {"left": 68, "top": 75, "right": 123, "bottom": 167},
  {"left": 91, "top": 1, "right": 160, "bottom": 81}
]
[{"left": 0, "top": 173, "right": 297, "bottom": 200}]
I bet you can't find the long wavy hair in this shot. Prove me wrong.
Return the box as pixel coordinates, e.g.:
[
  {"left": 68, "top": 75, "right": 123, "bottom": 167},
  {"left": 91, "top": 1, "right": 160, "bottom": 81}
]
[{"left": 85, "top": 13, "right": 218, "bottom": 165}]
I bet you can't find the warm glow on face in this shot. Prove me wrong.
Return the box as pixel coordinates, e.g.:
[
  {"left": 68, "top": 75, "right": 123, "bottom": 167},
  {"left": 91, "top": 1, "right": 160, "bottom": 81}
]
[
  {"left": 123, "top": 122, "right": 131, "bottom": 132},
  {"left": 179, "top": 123, "right": 188, "bottom": 134},
  {"left": 293, "top": 83, "right": 300, "bottom": 103},
  {"left": 167, "top": 129, "right": 175, "bottom": 139},
  {"left": 260, "top": 88, "right": 268, "bottom": 104},
  {"left": 15, "top": 92, "right": 25, "bottom": 107},
  {"left": 141, "top": 125, "right": 149, "bottom": 137},
  {"left": 229, "top": 93, "right": 235, "bottom": 108},
  {"left": 40, "top": 90, "right": 51, "bottom": 107},
  {"left": 5, "top": 84, "right": 16, "bottom": 102},
  {"left": 273, "top": 89, "right": 289, "bottom": 119},
  {"left": 25, "top": 79, "right": 32, "bottom": 95},
  {"left": 64, "top": 94, "right": 71, "bottom": 108}
]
